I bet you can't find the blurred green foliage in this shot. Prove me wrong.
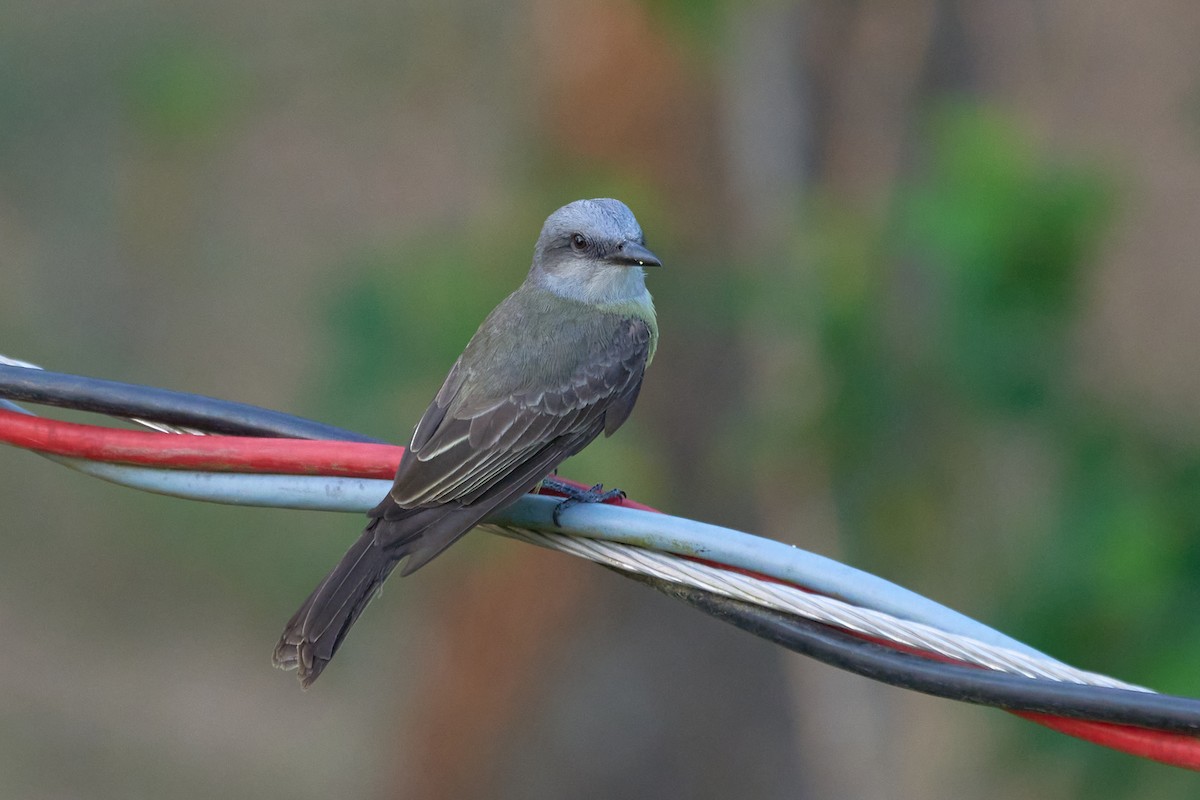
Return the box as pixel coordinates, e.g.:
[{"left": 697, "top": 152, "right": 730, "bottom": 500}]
[
  {"left": 764, "top": 104, "right": 1200, "bottom": 788},
  {"left": 121, "top": 43, "right": 246, "bottom": 146},
  {"left": 642, "top": 0, "right": 726, "bottom": 43},
  {"left": 905, "top": 106, "right": 1112, "bottom": 410}
]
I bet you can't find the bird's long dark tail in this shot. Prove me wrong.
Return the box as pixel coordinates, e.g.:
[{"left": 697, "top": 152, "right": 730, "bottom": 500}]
[
  {"left": 272, "top": 504, "right": 483, "bottom": 688},
  {"left": 273, "top": 434, "right": 591, "bottom": 687}
]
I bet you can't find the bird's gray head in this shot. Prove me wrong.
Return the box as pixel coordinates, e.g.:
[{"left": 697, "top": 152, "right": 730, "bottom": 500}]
[{"left": 528, "top": 198, "right": 661, "bottom": 305}]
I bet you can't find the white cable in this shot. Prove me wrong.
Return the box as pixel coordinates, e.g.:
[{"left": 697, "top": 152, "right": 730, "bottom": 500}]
[{"left": 0, "top": 355, "right": 43, "bottom": 369}]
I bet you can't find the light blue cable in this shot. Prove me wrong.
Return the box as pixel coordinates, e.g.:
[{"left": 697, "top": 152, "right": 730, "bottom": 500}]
[
  {"left": 66, "top": 457, "right": 389, "bottom": 511},
  {"left": 1, "top": 396, "right": 1051, "bottom": 661},
  {"left": 491, "top": 496, "right": 1053, "bottom": 660}
]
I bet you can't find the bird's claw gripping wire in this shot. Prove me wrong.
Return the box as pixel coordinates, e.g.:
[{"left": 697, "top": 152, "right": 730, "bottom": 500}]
[{"left": 543, "top": 477, "right": 626, "bottom": 526}]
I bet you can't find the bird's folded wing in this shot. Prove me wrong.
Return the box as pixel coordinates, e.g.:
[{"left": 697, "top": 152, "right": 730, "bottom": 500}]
[{"left": 387, "top": 318, "right": 651, "bottom": 507}]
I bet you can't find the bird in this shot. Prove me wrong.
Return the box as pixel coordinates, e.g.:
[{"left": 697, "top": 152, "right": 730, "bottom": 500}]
[{"left": 273, "top": 198, "right": 661, "bottom": 687}]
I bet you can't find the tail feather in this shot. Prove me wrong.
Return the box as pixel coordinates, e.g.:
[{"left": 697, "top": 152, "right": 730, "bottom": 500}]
[
  {"left": 272, "top": 505, "right": 477, "bottom": 687},
  {"left": 275, "top": 433, "right": 597, "bottom": 687}
]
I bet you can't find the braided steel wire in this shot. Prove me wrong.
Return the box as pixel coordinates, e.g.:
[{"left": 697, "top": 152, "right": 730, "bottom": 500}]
[{"left": 491, "top": 525, "right": 1149, "bottom": 693}]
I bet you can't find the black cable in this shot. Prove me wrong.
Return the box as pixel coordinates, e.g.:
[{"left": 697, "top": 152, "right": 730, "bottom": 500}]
[
  {"left": 8, "top": 362, "right": 1200, "bottom": 734},
  {"left": 0, "top": 365, "right": 383, "bottom": 443},
  {"left": 625, "top": 571, "right": 1200, "bottom": 733}
]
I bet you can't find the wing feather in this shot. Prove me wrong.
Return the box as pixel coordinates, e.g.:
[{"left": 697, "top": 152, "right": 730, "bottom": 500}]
[{"left": 389, "top": 316, "right": 651, "bottom": 509}]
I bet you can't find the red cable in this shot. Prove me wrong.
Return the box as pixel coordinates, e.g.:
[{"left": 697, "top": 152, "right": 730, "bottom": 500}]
[
  {"left": 0, "top": 408, "right": 402, "bottom": 478},
  {"left": 679, "top": 559, "right": 1200, "bottom": 767},
  {"left": 2, "top": 406, "right": 1199, "bottom": 769},
  {"left": 1016, "top": 713, "right": 1200, "bottom": 770},
  {"left": 0, "top": 407, "right": 657, "bottom": 507}
]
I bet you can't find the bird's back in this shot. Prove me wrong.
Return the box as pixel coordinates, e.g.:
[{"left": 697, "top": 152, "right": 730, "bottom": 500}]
[{"left": 449, "top": 284, "right": 652, "bottom": 407}]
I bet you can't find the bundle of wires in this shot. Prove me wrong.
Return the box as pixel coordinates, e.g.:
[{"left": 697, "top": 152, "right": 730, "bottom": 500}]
[{"left": 3, "top": 357, "right": 1200, "bottom": 770}]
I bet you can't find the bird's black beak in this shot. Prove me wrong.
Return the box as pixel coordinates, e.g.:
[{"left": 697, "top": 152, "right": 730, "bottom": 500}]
[{"left": 608, "top": 240, "right": 662, "bottom": 267}]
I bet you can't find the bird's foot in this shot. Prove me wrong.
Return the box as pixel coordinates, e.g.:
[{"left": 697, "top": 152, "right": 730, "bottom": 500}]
[{"left": 544, "top": 479, "right": 626, "bottom": 526}]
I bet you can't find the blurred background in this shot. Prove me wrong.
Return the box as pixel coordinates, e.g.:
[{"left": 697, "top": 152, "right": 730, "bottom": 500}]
[{"left": 4, "top": 1, "right": 1200, "bottom": 797}]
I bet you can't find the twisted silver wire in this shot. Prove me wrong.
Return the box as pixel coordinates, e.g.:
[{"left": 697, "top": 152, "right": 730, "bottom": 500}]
[{"left": 489, "top": 524, "right": 1150, "bottom": 693}]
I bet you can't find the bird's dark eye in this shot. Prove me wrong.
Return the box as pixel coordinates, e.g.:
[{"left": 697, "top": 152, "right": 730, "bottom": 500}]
[{"left": 570, "top": 233, "right": 589, "bottom": 252}]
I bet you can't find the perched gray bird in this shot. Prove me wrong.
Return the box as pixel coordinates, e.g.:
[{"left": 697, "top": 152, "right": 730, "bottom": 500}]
[{"left": 274, "top": 198, "right": 660, "bottom": 686}]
